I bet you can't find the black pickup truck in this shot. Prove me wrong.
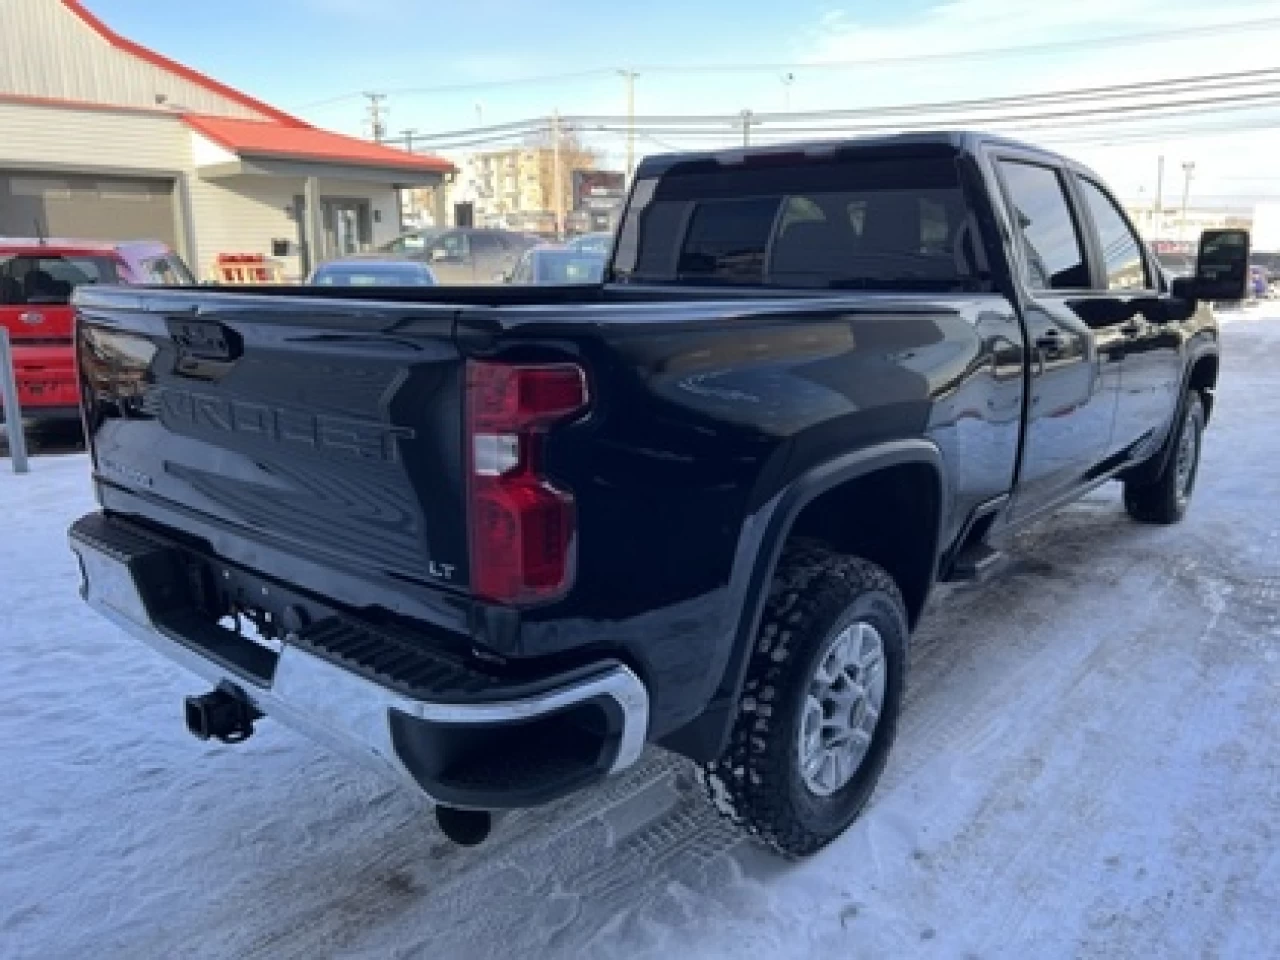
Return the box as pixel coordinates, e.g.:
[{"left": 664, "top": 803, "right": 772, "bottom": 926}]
[{"left": 69, "top": 133, "right": 1249, "bottom": 856}]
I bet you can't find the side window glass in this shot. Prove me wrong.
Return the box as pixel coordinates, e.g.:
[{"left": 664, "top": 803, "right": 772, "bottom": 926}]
[
  {"left": 1080, "top": 178, "right": 1149, "bottom": 290},
  {"left": 998, "top": 160, "right": 1089, "bottom": 291}
]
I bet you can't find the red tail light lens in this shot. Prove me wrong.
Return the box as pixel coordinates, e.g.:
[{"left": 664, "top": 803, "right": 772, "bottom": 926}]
[{"left": 466, "top": 361, "right": 588, "bottom": 604}]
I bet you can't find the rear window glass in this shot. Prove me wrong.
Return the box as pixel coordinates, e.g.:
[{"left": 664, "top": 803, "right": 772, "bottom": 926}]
[
  {"left": 613, "top": 155, "right": 987, "bottom": 291},
  {"left": 0, "top": 255, "right": 121, "bottom": 305}
]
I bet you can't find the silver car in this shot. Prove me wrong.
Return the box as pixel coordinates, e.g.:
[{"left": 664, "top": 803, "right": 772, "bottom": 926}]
[{"left": 380, "top": 228, "right": 536, "bottom": 285}]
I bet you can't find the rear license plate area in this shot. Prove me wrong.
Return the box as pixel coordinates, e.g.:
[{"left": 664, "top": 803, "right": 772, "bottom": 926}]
[{"left": 183, "top": 553, "right": 327, "bottom": 659}]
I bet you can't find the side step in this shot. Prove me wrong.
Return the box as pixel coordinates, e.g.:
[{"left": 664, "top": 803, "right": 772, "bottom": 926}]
[{"left": 943, "top": 542, "right": 1005, "bottom": 583}]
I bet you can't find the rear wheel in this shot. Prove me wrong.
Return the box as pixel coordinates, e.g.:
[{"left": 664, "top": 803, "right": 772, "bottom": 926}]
[
  {"left": 1123, "top": 392, "right": 1204, "bottom": 524},
  {"left": 699, "top": 545, "right": 908, "bottom": 857}
]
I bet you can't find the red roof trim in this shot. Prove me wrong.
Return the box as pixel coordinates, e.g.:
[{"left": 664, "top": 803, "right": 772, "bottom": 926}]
[
  {"left": 183, "top": 115, "right": 456, "bottom": 175},
  {"left": 62, "top": 0, "right": 305, "bottom": 127}
]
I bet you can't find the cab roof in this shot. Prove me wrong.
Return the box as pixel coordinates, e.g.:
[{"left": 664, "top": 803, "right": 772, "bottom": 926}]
[{"left": 634, "top": 130, "right": 1076, "bottom": 178}]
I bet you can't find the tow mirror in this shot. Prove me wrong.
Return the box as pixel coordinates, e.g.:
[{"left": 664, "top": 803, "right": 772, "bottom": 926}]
[{"left": 1171, "top": 229, "right": 1250, "bottom": 302}]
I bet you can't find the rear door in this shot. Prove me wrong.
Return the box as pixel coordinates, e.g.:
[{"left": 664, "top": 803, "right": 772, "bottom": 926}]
[
  {"left": 993, "top": 157, "right": 1122, "bottom": 520},
  {"left": 1071, "top": 175, "right": 1181, "bottom": 462}
]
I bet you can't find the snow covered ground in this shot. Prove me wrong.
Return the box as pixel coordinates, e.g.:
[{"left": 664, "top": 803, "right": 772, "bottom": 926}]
[{"left": 4, "top": 308, "right": 1279, "bottom": 960}]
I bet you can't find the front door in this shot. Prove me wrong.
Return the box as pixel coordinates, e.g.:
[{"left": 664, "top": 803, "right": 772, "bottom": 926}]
[
  {"left": 294, "top": 196, "right": 371, "bottom": 274},
  {"left": 323, "top": 199, "right": 371, "bottom": 259},
  {"left": 1073, "top": 175, "right": 1182, "bottom": 462},
  {"left": 995, "top": 157, "right": 1121, "bottom": 520}
]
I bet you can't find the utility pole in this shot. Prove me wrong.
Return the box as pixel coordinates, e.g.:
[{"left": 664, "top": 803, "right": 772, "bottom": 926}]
[
  {"left": 740, "top": 109, "right": 755, "bottom": 147},
  {"left": 1181, "top": 160, "right": 1196, "bottom": 241},
  {"left": 552, "top": 110, "right": 564, "bottom": 240},
  {"left": 1153, "top": 154, "right": 1164, "bottom": 240},
  {"left": 401, "top": 128, "right": 418, "bottom": 154},
  {"left": 363, "top": 91, "right": 387, "bottom": 142},
  {"left": 781, "top": 72, "right": 795, "bottom": 111},
  {"left": 618, "top": 70, "right": 638, "bottom": 183},
  {"left": 475, "top": 101, "right": 483, "bottom": 126}
]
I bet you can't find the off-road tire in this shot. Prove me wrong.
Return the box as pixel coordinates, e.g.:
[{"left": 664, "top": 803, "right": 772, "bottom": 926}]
[
  {"left": 699, "top": 545, "right": 908, "bottom": 857},
  {"left": 1123, "top": 391, "right": 1205, "bottom": 524}
]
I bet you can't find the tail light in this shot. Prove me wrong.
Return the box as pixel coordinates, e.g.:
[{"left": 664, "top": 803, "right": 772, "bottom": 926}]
[{"left": 466, "top": 360, "right": 588, "bottom": 604}]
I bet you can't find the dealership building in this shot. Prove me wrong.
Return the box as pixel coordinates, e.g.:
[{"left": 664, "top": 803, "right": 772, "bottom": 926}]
[{"left": 0, "top": 0, "right": 452, "bottom": 279}]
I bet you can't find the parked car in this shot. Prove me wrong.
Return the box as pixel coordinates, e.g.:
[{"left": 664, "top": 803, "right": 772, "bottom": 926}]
[
  {"left": 0, "top": 238, "right": 192, "bottom": 425},
  {"left": 566, "top": 232, "right": 613, "bottom": 256},
  {"left": 309, "top": 258, "right": 436, "bottom": 286},
  {"left": 380, "top": 227, "right": 536, "bottom": 284},
  {"left": 504, "top": 246, "right": 606, "bottom": 284},
  {"left": 69, "top": 133, "right": 1245, "bottom": 857}
]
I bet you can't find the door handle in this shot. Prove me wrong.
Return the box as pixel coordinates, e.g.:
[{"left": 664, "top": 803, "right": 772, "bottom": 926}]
[{"left": 1034, "top": 330, "right": 1063, "bottom": 351}]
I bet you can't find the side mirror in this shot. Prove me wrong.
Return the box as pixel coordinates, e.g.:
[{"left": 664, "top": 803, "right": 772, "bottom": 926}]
[{"left": 1171, "top": 229, "right": 1251, "bottom": 302}]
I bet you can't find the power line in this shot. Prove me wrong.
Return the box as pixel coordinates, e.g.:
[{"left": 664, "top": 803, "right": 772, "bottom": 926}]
[
  {"left": 404, "top": 68, "right": 1280, "bottom": 142},
  {"left": 573, "top": 94, "right": 1280, "bottom": 140},
  {"left": 296, "top": 70, "right": 612, "bottom": 109}
]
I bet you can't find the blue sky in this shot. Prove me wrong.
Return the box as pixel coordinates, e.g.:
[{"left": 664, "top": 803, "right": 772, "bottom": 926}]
[{"left": 82, "top": 0, "right": 1280, "bottom": 205}]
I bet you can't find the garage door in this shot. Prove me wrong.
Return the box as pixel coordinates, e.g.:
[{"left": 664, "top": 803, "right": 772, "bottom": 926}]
[{"left": 0, "top": 171, "right": 177, "bottom": 247}]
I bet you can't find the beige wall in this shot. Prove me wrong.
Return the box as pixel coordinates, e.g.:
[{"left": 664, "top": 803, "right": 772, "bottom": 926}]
[
  {"left": 0, "top": 100, "right": 187, "bottom": 172},
  {"left": 187, "top": 175, "right": 300, "bottom": 280},
  {"left": 0, "top": 0, "right": 271, "bottom": 120},
  {"left": 188, "top": 175, "right": 402, "bottom": 281}
]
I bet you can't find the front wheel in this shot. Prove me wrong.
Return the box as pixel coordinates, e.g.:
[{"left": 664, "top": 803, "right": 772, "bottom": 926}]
[
  {"left": 699, "top": 546, "right": 908, "bottom": 857},
  {"left": 1123, "top": 391, "right": 1205, "bottom": 524}
]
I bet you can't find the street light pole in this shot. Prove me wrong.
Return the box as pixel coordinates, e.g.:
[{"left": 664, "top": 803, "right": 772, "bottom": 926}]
[
  {"left": 618, "top": 70, "right": 638, "bottom": 183},
  {"left": 1181, "top": 161, "right": 1196, "bottom": 241}
]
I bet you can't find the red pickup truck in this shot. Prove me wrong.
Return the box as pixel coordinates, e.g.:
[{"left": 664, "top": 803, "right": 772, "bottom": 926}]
[{"left": 1, "top": 239, "right": 193, "bottom": 424}]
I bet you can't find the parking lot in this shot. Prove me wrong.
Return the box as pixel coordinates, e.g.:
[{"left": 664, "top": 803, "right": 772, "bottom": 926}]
[{"left": 1, "top": 308, "right": 1276, "bottom": 960}]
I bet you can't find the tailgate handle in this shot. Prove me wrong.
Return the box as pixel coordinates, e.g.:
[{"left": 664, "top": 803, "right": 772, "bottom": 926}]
[{"left": 167, "top": 319, "right": 241, "bottom": 362}]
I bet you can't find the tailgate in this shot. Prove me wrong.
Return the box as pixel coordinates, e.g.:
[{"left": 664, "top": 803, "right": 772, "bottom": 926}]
[{"left": 75, "top": 288, "right": 470, "bottom": 606}]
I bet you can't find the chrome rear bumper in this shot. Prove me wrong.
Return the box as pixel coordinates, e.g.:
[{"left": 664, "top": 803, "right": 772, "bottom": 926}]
[{"left": 69, "top": 513, "right": 649, "bottom": 809}]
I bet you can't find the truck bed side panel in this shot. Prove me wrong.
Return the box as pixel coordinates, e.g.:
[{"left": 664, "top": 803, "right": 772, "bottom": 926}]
[{"left": 463, "top": 294, "right": 1024, "bottom": 733}]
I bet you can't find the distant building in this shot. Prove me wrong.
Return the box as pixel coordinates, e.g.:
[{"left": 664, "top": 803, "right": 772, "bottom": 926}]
[{"left": 440, "top": 143, "right": 598, "bottom": 233}]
